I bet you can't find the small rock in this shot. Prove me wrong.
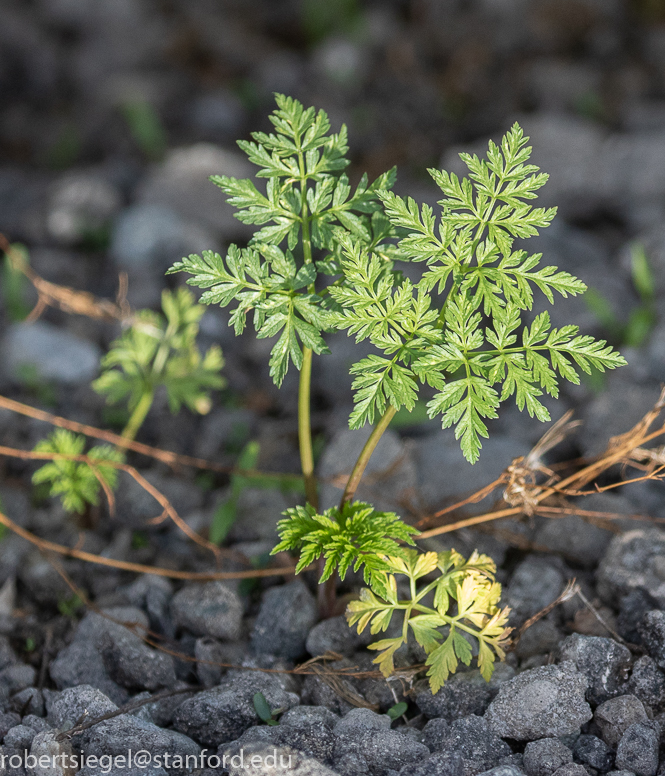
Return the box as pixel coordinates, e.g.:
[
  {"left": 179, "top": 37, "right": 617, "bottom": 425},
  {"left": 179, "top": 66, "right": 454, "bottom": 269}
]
[
  {"left": 550, "top": 766, "right": 588, "bottom": 776},
  {"left": 250, "top": 580, "right": 317, "bottom": 660},
  {"left": 420, "top": 718, "right": 449, "bottom": 752},
  {"left": 96, "top": 622, "right": 176, "bottom": 692},
  {"left": 171, "top": 672, "right": 299, "bottom": 746},
  {"left": 0, "top": 711, "right": 21, "bottom": 739},
  {"left": 312, "top": 36, "right": 369, "bottom": 86},
  {"left": 597, "top": 530, "right": 665, "bottom": 609},
  {"left": 485, "top": 663, "right": 592, "bottom": 741},
  {"left": 4, "top": 723, "right": 37, "bottom": 750},
  {"left": 638, "top": 610, "right": 665, "bottom": 670},
  {"left": 171, "top": 581, "right": 243, "bottom": 642},
  {"left": 11, "top": 687, "right": 44, "bottom": 717},
  {"left": 505, "top": 556, "right": 565, "bottom": 627},
  {"left": 219, "top": 742, "right": 338, "bottom": 776},
  {"left": 573, "top": 734, "right": 614, "bottom": 773},
  {"left": 47, "top": 171, "right": 121, "bottom": 246},
  {"left": 46, "top": 685, "right": 199, "bottom": 764},
  {"left": 395, "top": 751, "right": 464, "bottom": 776},
  {"left": 624, "top": 656, "right": 665, "bottom": 710},
  {"left": 333, "top": 727, "right": 430, "bottom": 776},
  {"left": 435, "top": 715, "right": 512, "bottom": 776},
  {"left": 617, "top": 589, "right": 659, "bottom": 645},
  {"left": 49, "top": 638, "right": 128, "bottom": 706},
  {"left": 558, "top": 634, "right": 631, "bottom": 704},
  {"left": 477, "top": 768, "right": 525, "bottom": 776},
  {"left": 22, "top": 717, "right": 50, "bottom": 733},
  {"left": 413, "top": 433, "right": 524, "bottom": 509},
  {"left": 194, "top": 637, "right": 231, "bottom": 689},
  {"left": 594, "top": 695, "right": 649, "bottom": 748},
  {"left": 110, "top": 202, "right": 216, "bottom": 272},
  {"left": 532, "top": 511, "right": 613, "bottom": 568},
  {"left": 523, "top": 739, "right": 573, "bottom": 776},
  {"left": 281, "top": 706, "right": 339, "bottom": 729},
  {"left": 28, "top": 730, "right": 77, "bottom": 776},
  {"left": 334, "top": 707, "right": 392, "bottom": 736},
  {"left": 69, "top": 607, "right": 175, "bottom": 692},
  {"left": 615, "top": 722, "right": 659, "bottom": 776},
  {"left": 1, "top": 322, "right": 101, "bottom": 384},
  {"left": 301, "top": 671, "right": 361, "bottom": 716},
  {"left": 578, "top": 377, "right": 657, "bottom": 458},
  {"left": 0, "top": 663, "right": 36, "bottom": 693},
  {"left": 136, "top": 143, "right": 254, "bottom": 238},
  {"left": 306, "top": 615, "right": 371, "bottom": 658},
  {"left": 190, "top": 89, "right": 247, "bottom": 140},
  {"left": 515, "top": 620, "right": 562, "bottom": 661},
  {"left": 0, "top": 638, "right": 17, "bottom": 671},
  {"left": 415, "top": 664, "right": 515, "bottom": 722}
]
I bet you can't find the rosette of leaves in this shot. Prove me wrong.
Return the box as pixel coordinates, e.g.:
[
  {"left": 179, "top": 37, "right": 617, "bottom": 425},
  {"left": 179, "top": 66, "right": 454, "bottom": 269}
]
[
  {"left": 329, "top": 123, "right": 626, "bottom": 462},
  {"left": 346, "top": 549, "right": 511, "bottom": 692},
  {"left": 92, "top": 287, "right": 225, "bottom": 441},
  {"left": 168, "top": 93, "right": 398, "bottom": 388},
  {"left": 32, "top": 429, "right": 122, "bottom": 514}
]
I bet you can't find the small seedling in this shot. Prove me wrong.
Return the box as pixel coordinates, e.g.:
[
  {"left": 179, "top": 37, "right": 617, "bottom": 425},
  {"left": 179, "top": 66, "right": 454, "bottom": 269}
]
[
  {"left": 57, "top": 593, "right": 84, "bottom": 618},
  {"left": 585, "top": 242, "right": 657, "bottom": 349},
  {"left": 386, "top": 702, "right": 408, "bottom": 722},
  {"left": 170, "top": 94, "right": 625, "bottom": 691},
  {"left": 253, "top": 692, "right": 281, "bottom": 726},
  {"left": 93, "top": 287, "right": 225, "bottom": 441},
  {"left": 32, "top": 429, "right": 122, "bottom": 515}
]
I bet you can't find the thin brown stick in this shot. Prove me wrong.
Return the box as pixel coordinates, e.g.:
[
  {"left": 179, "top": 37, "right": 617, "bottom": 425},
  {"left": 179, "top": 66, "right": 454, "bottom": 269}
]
[
  {"left": 0, "top": 232, "right": 128, "bottom": 322},
  {"left": 510, "top": 579, "right": 579, "bottom": 650},
  {"left": 0, "top": 508, "right": 296, "bottom": 581},
  {"left": 0, "top": 394, "right": 303, "bottom": 485},
  {"left": 419, "top": 389, "right": 665, "bottom": 540},
  {"left": 0, "top": 444, "right": 227, "bottom": 561}
]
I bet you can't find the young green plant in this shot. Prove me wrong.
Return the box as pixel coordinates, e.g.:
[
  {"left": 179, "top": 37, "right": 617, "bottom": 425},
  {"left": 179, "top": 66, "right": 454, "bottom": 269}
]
[
  {"left": 170, "top": 95, "right": 626, "bottom": 690},
  {"left": 32, "top": 288, "right": 224, "bottom": 515}
]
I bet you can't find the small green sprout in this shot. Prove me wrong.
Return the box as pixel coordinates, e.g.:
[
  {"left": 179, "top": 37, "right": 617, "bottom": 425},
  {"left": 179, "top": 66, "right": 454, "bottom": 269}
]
[
  {"left": 92, "top": 287, "right": 225, "bottom": 441},
  {"left": 32, "top": 429, "right": 122, "bottom": 515},
  {"left": 253, "top": 692, "right": 282, "bottom": 726},
  {"left": 585, "top": 242, "right": 657, "bottom": 349},
  {"left": 386, "top": 702, "right": 408, "bottom": 722}
]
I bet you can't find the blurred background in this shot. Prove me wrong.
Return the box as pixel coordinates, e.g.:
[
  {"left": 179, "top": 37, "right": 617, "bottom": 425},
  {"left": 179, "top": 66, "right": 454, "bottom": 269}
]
[{"left": 2, "top": 0, "right": 665, "bottom": 465}]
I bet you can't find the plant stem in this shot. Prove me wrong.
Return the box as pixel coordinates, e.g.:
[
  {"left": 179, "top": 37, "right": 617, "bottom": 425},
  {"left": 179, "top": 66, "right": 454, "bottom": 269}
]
[
  {"left": 121, "top": 388, "right": 154, "bottom": 443},
  {"left": 298, "top": 347, "right": 318, "bottom": 508},
  {"left": 296, "top": 147, "right": 319, "bottom": 509},
  {"left": 340, "top": 405, "right": 397, "bottom": 507}
]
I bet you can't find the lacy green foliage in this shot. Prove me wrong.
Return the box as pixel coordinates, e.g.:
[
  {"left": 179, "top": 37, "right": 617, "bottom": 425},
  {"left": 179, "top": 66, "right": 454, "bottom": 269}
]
[
  {"left": 346, "top": 549, "right": 511, "bottom": 693},
  {"left": 272, "top": 501, "right": 418, "bottom": 584},
  {"left": 32, "top": 429, "right": 123, "bottom": 514},
  {"left": 330, "top": 124, "right": 626, "bottom": 461},
  {"left": 169, "top": 93, "right": 398, "bottom": 387},
  {"left": 92, "top": 288, "right": 225, "bottom": 414}
]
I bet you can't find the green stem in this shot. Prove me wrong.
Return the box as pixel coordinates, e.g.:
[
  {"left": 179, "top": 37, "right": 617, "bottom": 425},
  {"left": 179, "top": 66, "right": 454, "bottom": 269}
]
[
  {"left": 296, "top": 146, "right": 318, "bottom": 509},
  {"left": 340, "top": 405, "right": 397, "bottom": 507},
  {"left": 298, "top": 347, "right": 318, "bottom": 509},
  {"left": 121, "top": 388, "right": 154, "bottom": 443}
]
